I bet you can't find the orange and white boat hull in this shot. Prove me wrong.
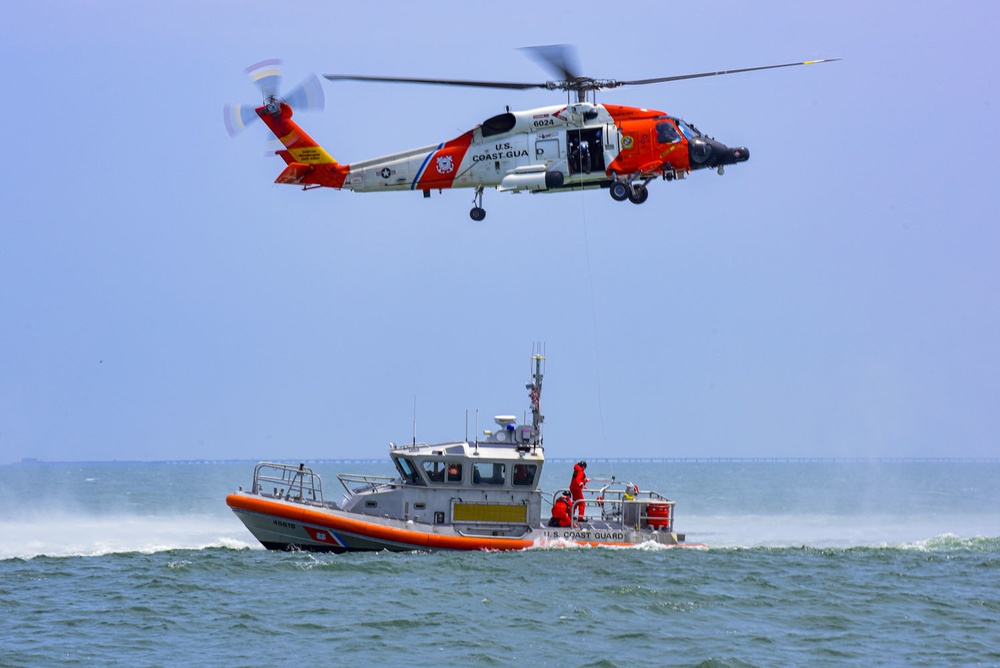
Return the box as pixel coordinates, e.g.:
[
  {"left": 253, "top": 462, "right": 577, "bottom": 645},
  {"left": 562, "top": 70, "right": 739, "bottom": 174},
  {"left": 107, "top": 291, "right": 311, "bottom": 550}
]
[{"left": 227, "top": 492, "right": 699, "bottom": 552}]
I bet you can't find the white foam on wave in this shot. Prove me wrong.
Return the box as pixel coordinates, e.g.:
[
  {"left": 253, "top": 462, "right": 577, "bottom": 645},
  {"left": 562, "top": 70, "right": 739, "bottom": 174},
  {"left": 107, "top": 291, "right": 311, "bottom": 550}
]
[
  {"left": 526, "top": 537, "right": 706, "bottom": 552},
  {"left": 0, "top": 512, "right": 261, "bottom": 560},
  {"left": 682, "top": 513, "right": 1000, "bottom": 549}
]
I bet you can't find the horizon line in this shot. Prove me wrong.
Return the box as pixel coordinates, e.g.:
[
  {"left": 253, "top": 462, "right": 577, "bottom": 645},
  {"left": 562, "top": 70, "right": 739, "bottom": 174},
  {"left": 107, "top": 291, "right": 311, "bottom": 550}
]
[{"left": 8, "top": 456, "right": 1000, "bottom": 466}]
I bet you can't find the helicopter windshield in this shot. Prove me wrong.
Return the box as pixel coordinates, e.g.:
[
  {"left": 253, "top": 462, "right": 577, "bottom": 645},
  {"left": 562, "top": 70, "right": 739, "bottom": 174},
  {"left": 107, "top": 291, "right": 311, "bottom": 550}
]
[{"left": 673, "top": 119, "right": 701, "bottom": 140}]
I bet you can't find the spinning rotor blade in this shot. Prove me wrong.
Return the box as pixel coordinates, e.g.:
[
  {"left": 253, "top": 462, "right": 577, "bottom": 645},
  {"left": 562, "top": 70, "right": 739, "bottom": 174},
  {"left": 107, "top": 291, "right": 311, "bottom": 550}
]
[
  {"left": 323, "top": 51, "right": 839, "bottom": 101},
  {"left": 323, "top": 74, "right": 546, "bottom": 91},
  {"left": 245, "top": 58, "right": 283, "bottom": 99},
  {"left": 283, "top": 73, "right": 325, "bottom": 112},
  {"left": 619, "top": 58, "right": 841, "bottom": 87},
  {"left": 518, "top": 44, "right": 581, "bottom": 81},
  {"left": 225, "top": 61, "right": 325, "bottom": 138},
  {"left": 223, "top": 104, "right": 261, "bottom": 138}
]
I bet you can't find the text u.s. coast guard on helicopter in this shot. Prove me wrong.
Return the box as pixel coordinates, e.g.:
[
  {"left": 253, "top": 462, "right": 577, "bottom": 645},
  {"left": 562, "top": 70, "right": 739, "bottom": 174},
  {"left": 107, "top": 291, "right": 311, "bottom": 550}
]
[{"left": 472, "top": 142, "right": 530, "bottom": 163}]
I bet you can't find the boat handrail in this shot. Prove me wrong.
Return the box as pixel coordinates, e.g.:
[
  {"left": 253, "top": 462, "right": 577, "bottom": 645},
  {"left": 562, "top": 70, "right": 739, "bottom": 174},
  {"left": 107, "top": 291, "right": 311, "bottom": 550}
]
[
  {"left": 550, "top": 486, "right": 670, "bottom": 505},
  {"left": 390, "top": 441, "right": 432, "bottom": 452},
  {"left": 337, "top": 472, "right": 398, "bottom": 494},
  {"left": 554, "top": 485, "right": 675, "bottom": 532},
  {"left": 252, "top": 462, "right": 325, "bottom": 505}
]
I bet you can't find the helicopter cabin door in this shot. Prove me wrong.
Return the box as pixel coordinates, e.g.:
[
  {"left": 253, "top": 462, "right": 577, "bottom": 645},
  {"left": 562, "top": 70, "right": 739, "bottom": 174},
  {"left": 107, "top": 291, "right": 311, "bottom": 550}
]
[
  {"left": 566, "top": 127, "right": 606, "bottom": 176},
  {"left": 534, "top": 136, "right": 561, "bottom": 165}
]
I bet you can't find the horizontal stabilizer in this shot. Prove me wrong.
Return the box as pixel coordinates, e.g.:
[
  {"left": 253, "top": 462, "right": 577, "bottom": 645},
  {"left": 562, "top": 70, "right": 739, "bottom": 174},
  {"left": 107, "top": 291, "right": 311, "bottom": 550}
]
[{"left": 275, "top": 162, "right": 314, "bottom": 184}]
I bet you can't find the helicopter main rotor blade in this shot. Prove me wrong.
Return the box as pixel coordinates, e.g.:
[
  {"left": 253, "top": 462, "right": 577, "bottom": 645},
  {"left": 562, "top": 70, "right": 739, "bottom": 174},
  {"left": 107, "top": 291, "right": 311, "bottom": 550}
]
[
  {"left": 323, "top": 74, "right": 548, "bottom": 91},
  {"left": 619, "top": 58, "right": 840, "bottom": 87},
  {"left": 519, "top": 44, "right": 581, "bottom": 81}
]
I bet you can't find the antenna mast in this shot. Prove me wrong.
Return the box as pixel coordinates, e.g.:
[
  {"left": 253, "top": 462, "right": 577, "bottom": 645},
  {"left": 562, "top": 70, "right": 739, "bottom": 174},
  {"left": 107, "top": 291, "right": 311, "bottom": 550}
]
[{"left": 527, "top": 343, "right": 546, "bottom": 447}]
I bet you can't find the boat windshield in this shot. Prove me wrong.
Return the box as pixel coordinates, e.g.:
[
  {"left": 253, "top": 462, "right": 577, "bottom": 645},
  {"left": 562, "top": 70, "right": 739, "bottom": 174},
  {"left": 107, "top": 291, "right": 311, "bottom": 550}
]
[{"left": 394, "top": 457, "right": 424, "bottom": 486}]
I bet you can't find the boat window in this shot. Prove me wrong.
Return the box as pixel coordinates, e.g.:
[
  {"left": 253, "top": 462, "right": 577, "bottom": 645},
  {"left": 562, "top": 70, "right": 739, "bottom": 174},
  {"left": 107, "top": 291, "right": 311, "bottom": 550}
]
[
  {"left": 472, "top": 462, "right": 506, "bottom": 486},
  {"left": 656, "top": 121, "right": 681, "bottom": 144},
  {"left": 395, "top": 457, "right": 424, "bottom": 485},
  {"left": 512, "top": 463, "right": 537, "bottom": 486},
  {"left": 423, "top": 460, "right": 447, "bottom": 483},
  {"left": 480, "top": 112, "right": 516, "bottom": 138},
  {"left": 446, "top": 462, "right": 463, "bottom": 483}
]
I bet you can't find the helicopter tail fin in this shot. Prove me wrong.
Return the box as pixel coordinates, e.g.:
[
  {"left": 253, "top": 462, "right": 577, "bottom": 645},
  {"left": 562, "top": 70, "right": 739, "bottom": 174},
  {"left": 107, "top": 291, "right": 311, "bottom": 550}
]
[{"left": 257, "top": 101, "right": 347, "bottom": 188}]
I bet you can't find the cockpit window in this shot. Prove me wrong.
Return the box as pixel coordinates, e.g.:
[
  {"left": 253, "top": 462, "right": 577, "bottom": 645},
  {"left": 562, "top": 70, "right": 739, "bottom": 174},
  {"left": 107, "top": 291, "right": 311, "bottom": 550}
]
[
  {"left": 656, "top": 121, "right": 681, "bottom": 144},
  {"left": 673, "top": 119, "right": 701, "bottom": 140},
  {"left": 480, "top": 112, "right": 517, "bottom": 138},
  {"left": 472, "top": 462, "right": 506, "bottom": 485}
]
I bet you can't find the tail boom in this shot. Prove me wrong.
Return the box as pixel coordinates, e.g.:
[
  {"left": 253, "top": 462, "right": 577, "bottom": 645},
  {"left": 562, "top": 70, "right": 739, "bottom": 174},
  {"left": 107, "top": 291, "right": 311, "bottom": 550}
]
[{"left": 257, "top": 102, "right": 348, "bottom": 189}]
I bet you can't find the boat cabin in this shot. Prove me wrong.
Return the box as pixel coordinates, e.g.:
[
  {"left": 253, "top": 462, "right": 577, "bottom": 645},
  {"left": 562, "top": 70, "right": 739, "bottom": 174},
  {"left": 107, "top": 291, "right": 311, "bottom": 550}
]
[{"left": 337, "top": 416, "right": 546, "bottom": 534}]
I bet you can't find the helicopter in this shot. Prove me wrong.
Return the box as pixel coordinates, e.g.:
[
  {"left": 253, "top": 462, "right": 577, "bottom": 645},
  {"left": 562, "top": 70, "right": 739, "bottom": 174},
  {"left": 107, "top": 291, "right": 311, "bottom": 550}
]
[{"left": 225, "top": 47, "right": 837, "bottom": 220}]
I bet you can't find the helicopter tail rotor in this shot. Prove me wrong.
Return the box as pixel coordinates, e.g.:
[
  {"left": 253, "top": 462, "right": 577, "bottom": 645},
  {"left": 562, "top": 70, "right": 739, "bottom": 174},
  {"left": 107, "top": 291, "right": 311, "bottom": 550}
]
[{"left": 224, "top": 59, "right": 325, "bottom": 138}]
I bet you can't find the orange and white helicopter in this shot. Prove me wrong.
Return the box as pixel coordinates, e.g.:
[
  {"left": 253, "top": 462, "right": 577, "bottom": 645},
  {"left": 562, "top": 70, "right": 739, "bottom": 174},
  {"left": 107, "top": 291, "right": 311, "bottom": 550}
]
[{"left": 225, "top": 47, "right": 836, "bottom": 220}]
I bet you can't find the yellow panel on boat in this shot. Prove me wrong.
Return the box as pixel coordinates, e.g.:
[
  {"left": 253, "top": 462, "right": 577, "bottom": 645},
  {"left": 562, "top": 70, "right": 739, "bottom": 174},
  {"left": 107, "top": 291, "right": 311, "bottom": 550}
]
[{"left": 453, "top": 503, "right": 527, "bottom": 523}]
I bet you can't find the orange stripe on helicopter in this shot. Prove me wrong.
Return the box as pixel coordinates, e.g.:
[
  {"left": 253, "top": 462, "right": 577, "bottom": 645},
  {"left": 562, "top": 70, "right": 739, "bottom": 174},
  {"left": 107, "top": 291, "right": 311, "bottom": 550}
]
[{"left": 412, "top": 130, "right": 475, "bottom": 191}]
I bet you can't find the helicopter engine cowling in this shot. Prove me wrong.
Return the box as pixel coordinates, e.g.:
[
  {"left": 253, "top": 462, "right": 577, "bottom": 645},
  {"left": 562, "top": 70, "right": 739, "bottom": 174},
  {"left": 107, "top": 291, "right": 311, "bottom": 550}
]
[{"left": 498, "top": 168, "right": 564, "bottom": 192}]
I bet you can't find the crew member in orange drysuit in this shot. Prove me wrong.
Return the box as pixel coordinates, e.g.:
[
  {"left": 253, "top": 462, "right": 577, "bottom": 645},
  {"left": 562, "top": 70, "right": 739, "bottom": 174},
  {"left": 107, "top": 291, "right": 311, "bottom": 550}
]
[
  {"left": 570, "top": 461, "right": 589, "bottom": 521},
  {"left": 548, "top": 491, "right": 573, "bottom": 527}
]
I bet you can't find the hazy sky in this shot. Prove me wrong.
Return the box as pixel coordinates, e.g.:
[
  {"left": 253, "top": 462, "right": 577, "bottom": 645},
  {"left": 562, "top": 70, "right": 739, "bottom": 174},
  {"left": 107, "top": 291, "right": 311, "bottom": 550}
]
[{"left": 2, "top": 1, "right": 998, "bottom": 463}]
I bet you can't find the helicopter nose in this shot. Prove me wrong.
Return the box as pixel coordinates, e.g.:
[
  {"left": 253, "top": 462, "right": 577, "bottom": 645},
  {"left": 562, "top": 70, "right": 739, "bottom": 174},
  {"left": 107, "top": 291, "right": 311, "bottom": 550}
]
[
  {"left": 731, "top": 146, "right": 749, "bottom": 162},
  {"left": 689, "top": 138, "right": 749, "bottom": 167},
  {"left": 714, "top": 144, "right": 749, "bottom": 166}
]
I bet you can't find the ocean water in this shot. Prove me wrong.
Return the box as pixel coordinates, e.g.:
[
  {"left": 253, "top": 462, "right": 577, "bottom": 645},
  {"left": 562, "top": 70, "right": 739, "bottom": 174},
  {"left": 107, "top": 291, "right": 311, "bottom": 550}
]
[{"left": 1, "top": 460, "right": 998, "bottom": 667}]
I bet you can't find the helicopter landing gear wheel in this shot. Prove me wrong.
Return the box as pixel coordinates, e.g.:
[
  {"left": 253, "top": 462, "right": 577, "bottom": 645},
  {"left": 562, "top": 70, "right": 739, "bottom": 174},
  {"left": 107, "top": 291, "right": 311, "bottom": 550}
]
[
  {"left": 469, "top": 186, "right": 486, "bottom": 221},
  {"left": 609, "top": 182, "right": 630, "bottom": 202},
  {"left": 628, "top": 184, "right": 649, "bottom": 204}
]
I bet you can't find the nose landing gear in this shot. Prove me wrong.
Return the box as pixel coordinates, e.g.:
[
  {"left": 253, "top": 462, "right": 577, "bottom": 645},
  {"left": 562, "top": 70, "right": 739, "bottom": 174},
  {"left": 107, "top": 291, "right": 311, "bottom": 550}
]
[
  {"left": 627, "top": 184, "right": 648, "bottom": 204},
  {"left": 609, "top": 176, "right": 652, "bottom": 205},
  {"left": 609, "top": 181, "right": 629, "bottom": 202}
]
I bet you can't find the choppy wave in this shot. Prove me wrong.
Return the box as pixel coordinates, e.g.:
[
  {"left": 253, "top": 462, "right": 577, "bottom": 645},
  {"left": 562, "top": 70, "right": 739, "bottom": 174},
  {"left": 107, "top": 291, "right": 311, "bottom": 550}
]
[
  {"left": 0, "top": 513, "right": 258, "bottom": 560},
  {"left": 4, "top": 519, "right": 996, "bottom": 563},
  {"left": 683, "top": 511, "right": 1000, "bottom": 549}
]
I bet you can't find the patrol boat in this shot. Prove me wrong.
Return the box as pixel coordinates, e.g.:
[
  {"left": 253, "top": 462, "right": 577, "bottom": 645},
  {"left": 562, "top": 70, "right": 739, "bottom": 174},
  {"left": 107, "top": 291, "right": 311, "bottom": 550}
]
[{"left": 226, "top": 355, "right": 698, "bottom": 552}]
